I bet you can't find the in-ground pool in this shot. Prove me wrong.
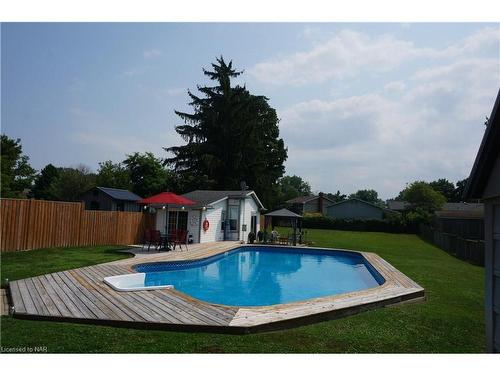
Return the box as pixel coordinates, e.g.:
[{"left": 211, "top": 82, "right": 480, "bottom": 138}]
[{"left": 129, "top": 246, "right": 385, "bottom": 307}]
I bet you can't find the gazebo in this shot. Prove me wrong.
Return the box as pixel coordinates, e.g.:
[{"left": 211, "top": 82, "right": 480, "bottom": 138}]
[{"left": 264, "top": 208, "right": 302, "bottom": 245}]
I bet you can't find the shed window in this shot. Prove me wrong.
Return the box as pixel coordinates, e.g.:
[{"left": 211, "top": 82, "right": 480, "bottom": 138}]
[
  {"left": 229, "top": 206, "right": 238, "bottom": 231},
  {"left": 221, "top": 211, "right": 226, "bottom": 231}
]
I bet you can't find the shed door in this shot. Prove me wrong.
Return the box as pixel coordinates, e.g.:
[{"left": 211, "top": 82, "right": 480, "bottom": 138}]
[{"left": 226, "top": 205, "right": 239, "bottom": 241}]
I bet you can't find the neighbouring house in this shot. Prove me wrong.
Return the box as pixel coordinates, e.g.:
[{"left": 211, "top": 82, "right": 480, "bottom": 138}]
[
  {"left": 388, "top": 200, "right": 485, "bottom": 237},
  {"left": 80, "top": 187, "right": 143, "bottom": 212},
  {"left": 325, "top": 198, "right": 395, "bottom": 220},
  {"left": 434, "top": 202, "right": 485, "bottom": 240},
  {"left": 286, "top": 192, "right": 337, "bottom": 215},
  {"left": 152, "top": 190, "right": 265, "bottom": 243},
  {"left": 386, "top": 200, "right": 411, "bottom": 212},
  {"left": 388, "top": 200, "right": 484, "bottom": 215},
  {"left": 464, "top": 89, "right": 500, "bottom": 353}
]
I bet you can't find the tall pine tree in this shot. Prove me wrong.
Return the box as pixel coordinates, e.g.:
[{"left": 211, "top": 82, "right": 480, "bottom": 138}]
[{"left": 166, "top": 57, "right": 287, "bottom": 207}]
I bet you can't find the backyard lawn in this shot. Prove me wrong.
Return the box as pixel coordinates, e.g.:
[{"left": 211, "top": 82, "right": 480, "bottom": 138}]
[{"left": 0, "top": 230, "right": 485, "bottom": 353}]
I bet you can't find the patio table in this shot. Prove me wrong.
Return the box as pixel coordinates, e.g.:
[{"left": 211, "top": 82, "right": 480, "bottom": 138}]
[{"left": 160, "top": 233, "right": 175, "bottom": 251}]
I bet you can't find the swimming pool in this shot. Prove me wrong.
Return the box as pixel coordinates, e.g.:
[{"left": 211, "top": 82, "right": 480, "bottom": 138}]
[{"left": 126, "top": 246, "right": 385, "bottom": 307}]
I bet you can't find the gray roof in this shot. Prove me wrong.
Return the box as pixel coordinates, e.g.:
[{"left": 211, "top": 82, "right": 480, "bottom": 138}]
[
  {"left": 97, "top": 187, "right": 142, "bottom": 202},
  {"left": 330, "top": 198, "right": 396, "bottom": 213},
  {"left": 441, "top": 202, "right": 484, "bottom": 211},
  {"left": 464, "top": 89, "right": 500, "bottom": 199},
  {"left": 387, "top": 200, "right": 483, "bottom": 213},
  {"left": 435, "top": 210, "right": 484, "bottom": 219},
  {"left": 181, "top": 190, "right": 264, "bottom": 209},
  {"left": 286, "top": 194, "right": 336, "bottom": 205},
  {"left": 264, "top": 208, "right": 302, "bottom": 218},
  {"left": 286, "top": 195, "right": 317, "bottom": 204},
  {"left": 386, "top": 200, "right": 411, "bottom": 211}
]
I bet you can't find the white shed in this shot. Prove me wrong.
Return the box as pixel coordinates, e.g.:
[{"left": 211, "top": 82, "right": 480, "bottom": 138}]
[{"left": 153, "top": 190, "right": 264, "bottom": 244}]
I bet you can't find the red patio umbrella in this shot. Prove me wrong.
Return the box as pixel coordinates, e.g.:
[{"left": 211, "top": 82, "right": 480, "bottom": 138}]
[
  {"left": 138, "top": 192, "right": 196, "bottom": 245},
  {"left": 138, "top": 192, "right": 196, "bottom": 206}
]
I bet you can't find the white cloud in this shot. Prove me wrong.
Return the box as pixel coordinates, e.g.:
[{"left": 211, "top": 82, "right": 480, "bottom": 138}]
[
  {"left": 384, "top": 81, "right": 406, "bottom": 92},
  {"left": 143, "top": 49, "right": 163, "bottom": 59},
  {"left": 68, "top": 107, "right": 177, "bottom": 164},
  {"left": 249, "top": 27, "right": 499, "bottom": 87},
  {"left": 122, "top": 68, "right": 146, "bottom": 77},
  {"left": 279, "top": 53, "right": 499, "bottom": 199}
]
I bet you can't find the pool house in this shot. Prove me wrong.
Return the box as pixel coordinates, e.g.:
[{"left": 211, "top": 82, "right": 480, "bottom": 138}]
[{"left": 149, "top": 190, "right": 265, "bottom": 244}]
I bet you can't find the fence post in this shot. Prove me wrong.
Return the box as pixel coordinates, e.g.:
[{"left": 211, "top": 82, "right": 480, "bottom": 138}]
[{"left": 77, "top": 202, "right": 84, "bottom": 246}]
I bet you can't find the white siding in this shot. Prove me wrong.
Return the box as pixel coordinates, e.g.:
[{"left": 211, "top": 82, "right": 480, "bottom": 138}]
[
  {"left": 239, "top": 196, "right": 260, "bottom": 241},
  {"left": 155, "top": 209, "right": 166, "bottom": 232},
  {"left": 155, "top": 208, "right": 202, "bottom": 244},
  {"left": 187, "top": 209, "right": 201, "bottom": 243},
  {"left": 153, "top": 193, "right": 262, "bottom": 244},
  {"left": 199, "top": 199, "right": 226, "bottom": 243}
]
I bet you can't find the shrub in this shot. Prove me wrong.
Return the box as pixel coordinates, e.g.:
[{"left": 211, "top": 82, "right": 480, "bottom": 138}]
[{"left": 301, "top": 215, "right": 415, "bottom": 233}]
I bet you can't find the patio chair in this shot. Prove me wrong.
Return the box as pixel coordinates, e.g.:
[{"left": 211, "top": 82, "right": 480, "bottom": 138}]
[
  {"left": 142, "top": 228, "right": 152, "bottom": 250},
  {"left": 172, "top": 229, "right": 188, "bottom": 251},
  {"left": 149, "top": 230, "right": 163, "bottom": 251}
]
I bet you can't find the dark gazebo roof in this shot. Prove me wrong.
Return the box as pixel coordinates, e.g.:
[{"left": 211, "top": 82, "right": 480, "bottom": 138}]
[{"left": 264, "top": 208, "right": 302, "bottom": 218}]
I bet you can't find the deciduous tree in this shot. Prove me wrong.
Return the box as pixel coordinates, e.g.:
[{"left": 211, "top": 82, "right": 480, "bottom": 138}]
[
  {"left": 0, "top": 135, "right": 36, "bottom": 198},
  {"left": 349, "top": 189, "right": 384, "bottom": 206},
  {"left": 123, "top": 152, "right": 172, "bottom": 197},
  {"left": 96, "top": 161, "right": 131, "bottom": 190}
]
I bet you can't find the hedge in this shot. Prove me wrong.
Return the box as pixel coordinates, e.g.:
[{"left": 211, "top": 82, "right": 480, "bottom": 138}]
[{"left": 300, "top": 215, "right": 416, "bottom": 233}]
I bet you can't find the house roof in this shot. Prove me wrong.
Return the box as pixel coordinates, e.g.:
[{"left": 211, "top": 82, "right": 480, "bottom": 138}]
[
  {"left": 464, "top": 89, "right": 500, "bottom": 199},
  {"left": 286, "top": 195, "right": 317, "bottom": 204},
  {"left": 387, "top": 200, "right": 483, "bottom": 213},
  {"left": 435, "top": 210, "right": 484, "bottom": 219},
  {"left": 96, "top": 187, "right": 142, "bottom": 202},
  {"left": 441, "top": 202, "right": 484, "bottom": 212},
  {"left": 264, "top": 208, "right": 302, "bottom": 218},
  {"left": 386, "top": 200, "right": 411, "bottom": 211},
  {"left": 181, "top": 190, "right": 265, "bottom": 210},
  {"left": 330, "top": 198, "right": 396, "bottom": 213},
  {"left": 286, "top": 194, "right": 336, "bottom": 205}
]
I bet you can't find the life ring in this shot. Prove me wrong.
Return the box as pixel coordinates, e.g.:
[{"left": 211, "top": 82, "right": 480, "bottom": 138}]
[{"left": 202, "top": 219, "right": 210, "bottom": 231}]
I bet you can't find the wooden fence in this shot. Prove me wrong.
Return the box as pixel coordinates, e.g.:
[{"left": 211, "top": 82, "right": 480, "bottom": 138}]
[
  {"left": 0, "top": 198, "right": 155, "bottom": 252},
  {"left": 419, "top": 224, "right": 485, "bottom": 266}
]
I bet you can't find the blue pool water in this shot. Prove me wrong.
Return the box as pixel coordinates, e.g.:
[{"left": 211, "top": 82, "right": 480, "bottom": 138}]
[{"left": 133, "top": 246, "right": 384, "bottom": 307}]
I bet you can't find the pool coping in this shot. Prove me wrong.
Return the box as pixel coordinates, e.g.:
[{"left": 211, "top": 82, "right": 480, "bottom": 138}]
[{"left": 7, "top": 242, "right": 425, "bottom": 333}]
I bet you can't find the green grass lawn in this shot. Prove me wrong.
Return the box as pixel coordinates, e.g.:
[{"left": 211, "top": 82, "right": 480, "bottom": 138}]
[
  {"left": 0, "top": 245, "right": 133, "bottom": 288},
  {"left": 0, "top": 230, "right": 485, "bottom": 353}
]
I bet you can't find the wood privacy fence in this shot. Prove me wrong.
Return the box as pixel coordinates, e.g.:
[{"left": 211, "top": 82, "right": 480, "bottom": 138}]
[
  {"left": 419, "top": 224, "right": 485, "bottom": 266},
  {"left": 0, "top": 198, "right": 155, "bottom": 252}
]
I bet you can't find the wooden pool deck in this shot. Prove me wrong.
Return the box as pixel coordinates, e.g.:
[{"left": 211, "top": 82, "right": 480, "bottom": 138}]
[{"left": 7, "top": 242, "right": 425, "bottom": 333}]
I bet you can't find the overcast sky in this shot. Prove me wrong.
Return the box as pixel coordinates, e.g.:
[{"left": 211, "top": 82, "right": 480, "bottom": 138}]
[{"left": 2, "top": 23, "right": 499, "bottom": 199}]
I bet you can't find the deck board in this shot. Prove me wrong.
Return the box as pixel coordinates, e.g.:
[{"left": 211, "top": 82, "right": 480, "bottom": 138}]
[
  {"left": 73, "top": 267, "right": 145, "bottom": 321},
  {"left": 38, "top": 274, "right": 72, "bottom": 316},
  {"left": 42, "top": 274, "right": 88, "bottom": 318},
  {"left": 51, "top": 272, "right": 99, "bottom": 319},
  {"left": 30, "top": 276, "right": 61, "bottom": 316},
  {"left": 16, "top": 279, "right": 39, "bottom": 315},
  {"left": 7, "top": 241, "right": 424, "bottom": 332},
  {"left": 1, "top": 289, "right": 9, "bottom": 316},
  {"left": 8, "top": 282, "right": 26, "bottom": 314}
]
